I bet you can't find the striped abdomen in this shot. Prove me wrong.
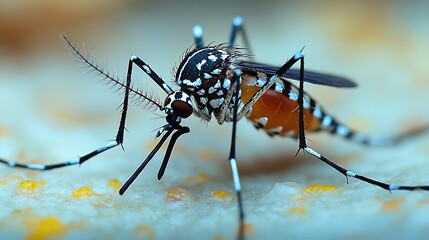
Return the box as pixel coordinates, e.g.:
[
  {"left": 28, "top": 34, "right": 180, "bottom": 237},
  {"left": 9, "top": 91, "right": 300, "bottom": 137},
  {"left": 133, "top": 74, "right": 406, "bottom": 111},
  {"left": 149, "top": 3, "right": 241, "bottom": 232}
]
[
  {"left": 240, "top": 72, "right": 399, "bottom": 145},
  {"left": 241, "top": 73, "right": 374, "bottom": 142}
]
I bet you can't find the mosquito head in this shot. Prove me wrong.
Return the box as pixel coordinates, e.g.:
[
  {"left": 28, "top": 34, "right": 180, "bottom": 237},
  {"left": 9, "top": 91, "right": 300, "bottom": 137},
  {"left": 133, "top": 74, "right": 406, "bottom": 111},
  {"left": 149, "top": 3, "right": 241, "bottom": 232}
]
[{"left": 164, "top": 91, "right": 194, "bottom": 122}]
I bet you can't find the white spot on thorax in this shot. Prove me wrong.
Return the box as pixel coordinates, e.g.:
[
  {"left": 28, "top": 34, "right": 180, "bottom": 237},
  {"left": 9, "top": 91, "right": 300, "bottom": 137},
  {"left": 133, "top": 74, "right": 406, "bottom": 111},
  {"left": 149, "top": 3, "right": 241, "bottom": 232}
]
[
  {"left": 197, "top": 89, "right": 205, "bottom": 95},
  {"left": 183, "top": 78, "right": 202, "bottom": 87},
  {"left": 204, "top": 73, "right": 212, "bottom": 79},
  {"left": 196, "top": 59, "right": 207, "bottom": 70},
  {"left": 208, "top": 55, "right": 217, "bottom": 62},
  {"left": 200, "top": 97, "right": 208, "bottom": 105},
  {"left": 211, "top": 69, "right": 221, "bottom": 74}
]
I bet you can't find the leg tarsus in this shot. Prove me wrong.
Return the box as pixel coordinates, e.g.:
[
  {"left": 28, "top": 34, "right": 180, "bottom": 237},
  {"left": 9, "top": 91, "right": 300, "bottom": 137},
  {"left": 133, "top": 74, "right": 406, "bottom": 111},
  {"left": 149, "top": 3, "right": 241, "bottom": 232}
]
[{"left": 303, "top": 146, "right": 429, "bottom": 192}]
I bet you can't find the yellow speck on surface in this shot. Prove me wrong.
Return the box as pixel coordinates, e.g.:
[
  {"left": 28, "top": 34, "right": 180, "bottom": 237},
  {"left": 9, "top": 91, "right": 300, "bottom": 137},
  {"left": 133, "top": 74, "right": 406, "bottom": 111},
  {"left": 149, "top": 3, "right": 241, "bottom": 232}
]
[
  {"left": 12, "top": 208, "right": 32, "bottom": 216},
  {"left": 186, "top": 173, "right": 212, "bottom": 183},
  {"left": 382, "top": 199, "right": 402, "bottom": 212},
  {"left": 302, "top": 184, "right": 337, "bottom": 194},
  {"left": 197, "top": 149, "right": 222, "bottom": 161},
  {"left": 108, "top": 179, "right": 122, "bottom": 191},
  {"left": 213, "top": 234, "right": 225, "bottom": 240},
  {"left": 165, "top": 187, "right": 190, "bottom": 202},
  {"left": 24, "top": 216, "right": 67, "bottom": 240},
  {"left": 211, "top": 190, "right": 232, "bottom": 200},
  {"left": 135, "top": 224, "right": 155, "bottom": 238},
  {"left": 0, "top": 125, "right": 9, "bottom": 137},
  {"left": 243, "top": 223, "right": 254, "bottom": 235},
  {"left": 287, "top": 206, "right": 307, "bottom": 216},
  {"left": 72, "top": 186, "right": 100, "bottom": 198},
  {"left": 17, "top": 180, "right": 46, "bottom": 192}
]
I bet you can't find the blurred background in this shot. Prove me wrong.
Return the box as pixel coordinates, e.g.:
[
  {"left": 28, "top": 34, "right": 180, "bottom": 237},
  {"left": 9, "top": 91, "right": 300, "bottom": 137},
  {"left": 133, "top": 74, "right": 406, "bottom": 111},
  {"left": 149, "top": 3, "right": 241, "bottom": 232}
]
[{"left": 1, "top": 0, "right": 429, "bottom": 239}]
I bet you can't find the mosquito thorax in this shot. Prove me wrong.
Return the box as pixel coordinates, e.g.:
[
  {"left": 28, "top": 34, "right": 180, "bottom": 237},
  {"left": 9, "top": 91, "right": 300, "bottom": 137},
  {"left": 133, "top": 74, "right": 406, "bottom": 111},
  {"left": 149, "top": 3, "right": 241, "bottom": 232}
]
[
  {"left": 175, "top": 46, "right": 239, "bottom": 119},
  {"left": 164, "top": 91, "right": 194, "bottom": 120}
]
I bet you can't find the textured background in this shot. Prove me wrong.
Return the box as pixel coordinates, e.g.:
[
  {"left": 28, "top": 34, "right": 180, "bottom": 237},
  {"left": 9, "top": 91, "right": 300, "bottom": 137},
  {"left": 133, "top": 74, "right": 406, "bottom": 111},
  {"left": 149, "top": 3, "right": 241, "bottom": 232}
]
[{"left": 1, "top": 1, "right": 429, "bottom": 239}]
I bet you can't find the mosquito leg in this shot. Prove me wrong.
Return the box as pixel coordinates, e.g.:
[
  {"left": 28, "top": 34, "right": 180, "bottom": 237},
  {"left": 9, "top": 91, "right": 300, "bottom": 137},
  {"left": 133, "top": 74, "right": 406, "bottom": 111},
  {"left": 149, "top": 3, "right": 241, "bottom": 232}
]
[
  {"left": 193, "top": 24, "right": 204, "bottom": 49},
  {"left": 129, "top": 56, "right": 174, "bottom": 94},
  {"left": 226, "top": 70, "right": 245, "bottom": 240},
  {"left": 303, "top": 146, "right": 429, "bottom": 191},
  {"left": 119, "top": 127, "right": 175, "bottom": 195},
  {"left": 157, "top": 126, "right": 190, "bottom": 180},
  {"left": 296, "top": 51, "right": 307, "bottom": 152},
  {"left": 229, "top": 16, "right": 253, "bottom": 57},
  {"left": 0, "top": 49, "right": 175, "bottom": 170},
  {"left": 0, "top": 54, "right": 143, "bottom": 170},
  {"left": 237, "top": 50, "right": 304, "bottom": 120}
]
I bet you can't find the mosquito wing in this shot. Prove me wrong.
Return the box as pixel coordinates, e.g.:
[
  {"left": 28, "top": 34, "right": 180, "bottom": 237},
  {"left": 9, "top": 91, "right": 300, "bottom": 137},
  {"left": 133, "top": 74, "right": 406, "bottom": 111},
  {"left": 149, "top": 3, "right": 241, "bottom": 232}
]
[{"left": 239, "top": 61, "right": 357, "bottom": 88}]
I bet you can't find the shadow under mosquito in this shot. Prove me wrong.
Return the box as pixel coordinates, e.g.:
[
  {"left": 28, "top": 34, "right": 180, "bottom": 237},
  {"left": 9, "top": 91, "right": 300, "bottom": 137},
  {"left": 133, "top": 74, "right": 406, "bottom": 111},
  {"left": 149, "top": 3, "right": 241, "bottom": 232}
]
[{"left": 224, "top": 152, "right": 314, "bottom": 178}]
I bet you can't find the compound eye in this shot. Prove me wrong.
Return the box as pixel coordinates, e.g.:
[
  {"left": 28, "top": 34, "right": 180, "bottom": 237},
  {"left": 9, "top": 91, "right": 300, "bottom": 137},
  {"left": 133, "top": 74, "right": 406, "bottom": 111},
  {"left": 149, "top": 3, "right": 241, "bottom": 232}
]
[{"left": 171, "top": 100, "right": 193, "bottom": 118}]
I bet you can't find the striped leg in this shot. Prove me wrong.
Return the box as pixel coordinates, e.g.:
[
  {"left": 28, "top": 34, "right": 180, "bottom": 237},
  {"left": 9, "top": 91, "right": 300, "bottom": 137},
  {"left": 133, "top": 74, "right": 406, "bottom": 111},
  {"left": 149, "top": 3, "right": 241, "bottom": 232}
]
[
  {"left": 293, "top": 48, "right": 429, "bottom": 192},
  {"left": 304, "top": 147, "right": 429, "bottom": 191},
  {"left": 228, "top": 70, "right": 245, "bottom": 240},
  {"left": 0, "top": 37, "right": 173, "bottom": 171},
  {"left": 237, "top": 50, "right": 305, "bottom": 120},
  {"left": 193, "top": 16, "right": 252, "bottom": 53},
  {"left": 192, "top": 24, "right": 204, "bottom": 50}
]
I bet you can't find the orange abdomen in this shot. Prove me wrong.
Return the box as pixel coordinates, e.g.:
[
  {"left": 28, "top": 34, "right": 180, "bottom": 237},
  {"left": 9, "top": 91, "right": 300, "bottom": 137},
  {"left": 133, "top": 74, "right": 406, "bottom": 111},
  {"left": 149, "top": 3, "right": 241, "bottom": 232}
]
[{"left": 241, "top": 78, "right": 321, "bottom": 136}]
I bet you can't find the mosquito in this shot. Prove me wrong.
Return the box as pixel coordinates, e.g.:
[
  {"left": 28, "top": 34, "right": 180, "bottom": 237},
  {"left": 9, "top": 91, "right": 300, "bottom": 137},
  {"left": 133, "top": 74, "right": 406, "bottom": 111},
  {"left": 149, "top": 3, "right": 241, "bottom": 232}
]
[{"left": 1, "top": 16, "right": 429, "bottom": 240}]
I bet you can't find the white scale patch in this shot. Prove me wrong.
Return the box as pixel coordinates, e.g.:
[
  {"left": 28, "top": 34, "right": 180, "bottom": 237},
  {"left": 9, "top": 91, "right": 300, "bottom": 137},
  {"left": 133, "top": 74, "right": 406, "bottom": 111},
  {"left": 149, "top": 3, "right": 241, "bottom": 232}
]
[
  {"left": 200, "top": 97, "right": 208, "bottom": 105},
  {"left": 274, "top": 82, "right": 284, "bottom": 93},
  {"left": 196, "top": 59, "right": 207, "bottom": 71},
  {"left": 255, "top": 117, "right": 268, "bottom": 126},
  {"left": 197, "top": 89, "right": 205, "bottom": 95},
  {"left": 336, "top": 124, "right": 350, "bottom": 136},
  {"left": 303, "top": 96, "right": 311, "bottom": 109},
  {"left": 312, "top": 104, "right": 323, "bottom": 119},
  {"left": 223, "top": 78, "right": 231, "bottom": 89},
  {"left": 267, "top": 126, "right": 283, "bottom": 134},
  {"left": 211, "top": 69, "right": 221, "bottom": 74},
  {"left": 204, "top": 73, "right": 212, "bottom": 79},
  {"left": 256, "top": 78, "right": 265, "bottom": 87},
  {"left": 214, "top": 80, "right": 221, "bottom": 89},
  {"left": 208, "top": 55, "right": 217, "bottom": 62},
  {"left": 162, "top": 83, "right": 170, "bottom": 92},
  {"left": 202, "top": 107, "right": 209, "bottom": 116},
  {"left": 208, "top": 80, "right": 221, "bottom": 94},
  {"left": 322, "top": 115, "right": 333, "bottom": 127},
  {"left": 143, "top": 65, "right": 151, "bottom": 74},
  {"left": 183, "top": 78, "right": 202, "bottom": 87},
  {"left": 289, "top": 90, "right": 299, "bottom": 101},
  {"left": 209, "top": 98, "right": 224, "bottom": 108}
]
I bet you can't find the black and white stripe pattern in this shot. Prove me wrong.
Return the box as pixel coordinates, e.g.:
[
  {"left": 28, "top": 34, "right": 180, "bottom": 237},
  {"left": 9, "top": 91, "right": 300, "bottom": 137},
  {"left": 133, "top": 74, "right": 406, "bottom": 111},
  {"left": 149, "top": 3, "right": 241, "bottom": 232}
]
[
  {"left": 303, "top": 146, "right": 429, "bottom": 192},
  {"left": 246, "top": 76, "right": 416, "bottom": 146},
  {"left": 0, "top": 141, "right": 118, "bottom": 170}
]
